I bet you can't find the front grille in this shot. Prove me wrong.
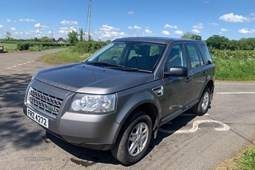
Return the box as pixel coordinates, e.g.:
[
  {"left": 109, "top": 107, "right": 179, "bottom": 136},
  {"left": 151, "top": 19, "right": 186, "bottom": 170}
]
[{"left": 27, "top": 87, "right": 63, "bottom": 115}]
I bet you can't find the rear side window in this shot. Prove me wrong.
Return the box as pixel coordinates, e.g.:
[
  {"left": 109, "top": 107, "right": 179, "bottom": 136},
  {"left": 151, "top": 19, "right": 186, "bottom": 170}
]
[
  {"left": 186, "top": 43, "right": 204, "bottom": 69},
  {"left": 199, "top": 43, "right": 213, "bottom": 64}
]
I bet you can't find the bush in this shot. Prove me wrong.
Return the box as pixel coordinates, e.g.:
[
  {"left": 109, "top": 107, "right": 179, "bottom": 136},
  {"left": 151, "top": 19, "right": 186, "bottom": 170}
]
[
  {"left": 29, "top": 45, "right": 43, "bottom": 51},
  {"left": 211, "top": 49, "right": 255, "bottom": 80},
  {"left": 17, "top": 42, "right": 66, "bottom": 51},
  {"left": 17, "top": 43, "right": 31, "bottom": 51},
  {"left": 72, "top": 42, "right": 89, "bottom": 54},
  {"left": 71, "top": 41, "right": 107, "bottom": 54}
]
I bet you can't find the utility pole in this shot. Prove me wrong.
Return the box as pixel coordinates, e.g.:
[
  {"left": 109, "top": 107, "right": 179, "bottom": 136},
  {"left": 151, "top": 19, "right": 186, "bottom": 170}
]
[{"left": 87, "top": 0, "right": 92, "bottom": 41}]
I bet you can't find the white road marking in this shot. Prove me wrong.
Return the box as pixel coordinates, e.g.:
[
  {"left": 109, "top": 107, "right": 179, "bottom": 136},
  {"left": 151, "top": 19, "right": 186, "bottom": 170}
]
[
  {"left": 0, "top": 60, "right": 35, "bottom": 72},
  {"left": 217, "top": 92, "right": 255, "bottom": 95},
  {"left": 159, "top": 119, "right": 230, "bottom": 134}
]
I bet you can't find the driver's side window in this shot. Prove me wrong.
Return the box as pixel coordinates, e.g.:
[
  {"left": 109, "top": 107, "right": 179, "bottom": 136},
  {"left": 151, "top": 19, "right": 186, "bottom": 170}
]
[{"left": 165, "top": 44, "right": 186, "bottom": 71}]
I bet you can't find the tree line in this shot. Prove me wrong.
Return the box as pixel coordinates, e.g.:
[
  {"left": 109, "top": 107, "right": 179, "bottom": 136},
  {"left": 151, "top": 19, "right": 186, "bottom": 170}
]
[
  {"left": 2, "top": 30, "right": 254, "bottom": 52},
  {"left": 181, "top": 32, "right": 255, "bottom": 51},
  {"left": 206, "top": 35, "right": 255, "bottom": 50}
]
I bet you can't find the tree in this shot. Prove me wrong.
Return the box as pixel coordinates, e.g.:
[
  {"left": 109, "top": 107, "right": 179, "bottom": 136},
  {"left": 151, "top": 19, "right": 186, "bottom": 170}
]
[
  {"left": 206, "top": 35, "right": 230, "bottom": 50},
  {"left": 239, "top": 38, "right": 255, "bottom": 50},
  {"left": 5, "top": 32, "right": 12, "bottom": 40},
  {"left": 228, "top": 40, "right": 239, "bottom": 50},
  {"left": 79, "top": 29, "right": 84, "bottom": 42},
  {"left": 182, "top": 32, "right": 202, "bottom": 40},
  {"left": 34, "top": 37, "right": 39, "bottom": 42},
  {"left": 106, "top": 40, "right": 111, "bottom": 44},
  {"left": 40, "top": 36, "right": 51, "bottom": 42},
  {"left": 67, "top": 31, "right": 79, "bottom": 45}
]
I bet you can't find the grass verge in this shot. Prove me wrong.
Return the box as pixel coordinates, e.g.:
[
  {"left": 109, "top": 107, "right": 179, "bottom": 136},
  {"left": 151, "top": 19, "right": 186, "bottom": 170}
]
[
  {"left": 235, "top": 145, "right": 255, "bottom": 170},
  {"left": 0, "top": 43, "right": 17, "bottom": 52},
  {"left": 211, "top": 50, "right": 255, "bottom": 81},
  {"left": 215, "top": 144, "right": 255, "bottom": 170},
  {"left": 41, "top": 48, "right": 91, "bottom": 64}
]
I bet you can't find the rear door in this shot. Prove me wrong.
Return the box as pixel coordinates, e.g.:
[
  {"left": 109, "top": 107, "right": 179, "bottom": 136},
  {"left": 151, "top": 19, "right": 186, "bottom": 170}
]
[{"left": 185, "top": 43, "right": 207, "bottom": 101}]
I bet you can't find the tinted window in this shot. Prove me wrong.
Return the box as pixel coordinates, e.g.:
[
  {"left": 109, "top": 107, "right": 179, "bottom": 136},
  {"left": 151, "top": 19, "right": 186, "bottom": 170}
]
[
  {"left": 199, "top": 43, "right": 213, "bottom": 64},
  {"left": 126, "top": 43, "right": 165, "bottom": 70},
  {"left": 98, "top": 43, "right": 125, "bottom": 62},
  {"left": 87, "top": 42, "right": 165, "bottom": 71},
  {"left": 186, "top": 43, "right": 204, "bottom": 69},
  {"left": 165, "top": 44, "right": 187, "bottom": 71}
]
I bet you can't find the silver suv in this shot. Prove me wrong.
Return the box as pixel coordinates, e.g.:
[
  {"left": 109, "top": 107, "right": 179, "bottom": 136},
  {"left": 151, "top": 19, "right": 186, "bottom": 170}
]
[{"left": 24, "top": 37, "right": 215, "bottom": 165}]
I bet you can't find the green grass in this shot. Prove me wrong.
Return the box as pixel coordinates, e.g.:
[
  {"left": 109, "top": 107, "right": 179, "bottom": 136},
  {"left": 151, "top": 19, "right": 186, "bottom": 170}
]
[
  {"left": 211, "top": 50, "right": 255, "bottom": 81},
  {"left": 0, "top": 43, "right": 17, "bottom": 52},
  {"left": 235, "top": 145, "right": 255, "bottom": 170},
  {"left": 41, "top": 49, "right": 91, "bottom": 64}
]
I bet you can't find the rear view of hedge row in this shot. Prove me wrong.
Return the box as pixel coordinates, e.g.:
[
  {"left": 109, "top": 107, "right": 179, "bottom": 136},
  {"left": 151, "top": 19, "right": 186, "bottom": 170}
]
[{"left": 17, "top": 42, "right": 66, "bottom": 51}]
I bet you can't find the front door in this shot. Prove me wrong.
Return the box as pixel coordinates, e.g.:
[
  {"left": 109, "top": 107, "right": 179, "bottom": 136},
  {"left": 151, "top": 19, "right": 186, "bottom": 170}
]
[{"left": 161, "top": 44, "right": 193, "bottom": 118}]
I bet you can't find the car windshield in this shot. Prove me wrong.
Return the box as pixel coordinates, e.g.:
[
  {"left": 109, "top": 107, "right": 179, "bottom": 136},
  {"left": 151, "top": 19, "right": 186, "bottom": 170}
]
[{"left": 85, "top": 41, "right": 166, "bottom": 72}]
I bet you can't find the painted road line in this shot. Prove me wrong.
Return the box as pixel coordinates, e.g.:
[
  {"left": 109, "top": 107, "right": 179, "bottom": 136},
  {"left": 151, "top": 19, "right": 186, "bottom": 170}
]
[
  {"left": 159, "top": 119, "right": 230, "bottom": 134},
  {"left": 0, "top": 60, "right": 35, "bottom": 71},
  {"left": 217, "top": 92, "right": 255, "bottom": 95}
]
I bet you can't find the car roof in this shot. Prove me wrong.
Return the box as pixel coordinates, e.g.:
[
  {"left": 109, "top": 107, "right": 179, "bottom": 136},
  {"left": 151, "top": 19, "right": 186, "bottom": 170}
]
[{"left": 113, "top": 37, "right": 203, "bottom": 44}]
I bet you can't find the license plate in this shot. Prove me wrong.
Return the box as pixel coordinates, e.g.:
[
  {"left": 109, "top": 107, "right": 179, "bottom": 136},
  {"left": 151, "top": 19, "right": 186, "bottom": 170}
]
[{"left": 27, "top": 108, "right": 49, "bottom": 128}]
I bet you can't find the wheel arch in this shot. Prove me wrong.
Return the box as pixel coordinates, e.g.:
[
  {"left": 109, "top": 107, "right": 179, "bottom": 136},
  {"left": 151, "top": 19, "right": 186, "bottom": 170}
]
[
  {"left": 206, "top": 79, "right": 214, "bottom": 92},
  {"left": 113, "top": 99, "right": 160, "bottom": 146},
  {"left": 199, "top": 76, "right": 214, "bottom": 99}
]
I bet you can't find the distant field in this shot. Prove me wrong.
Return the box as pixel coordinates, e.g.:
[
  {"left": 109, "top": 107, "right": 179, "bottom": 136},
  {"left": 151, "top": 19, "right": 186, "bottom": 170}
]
[{"left": 0, "top": 43, "right": 17, "bottom": 52}]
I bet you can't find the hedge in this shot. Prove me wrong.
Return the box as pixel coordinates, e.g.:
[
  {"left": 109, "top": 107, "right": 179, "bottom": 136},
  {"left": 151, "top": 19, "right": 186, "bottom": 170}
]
[{"left": 17, "top": 42, "right": 66, "bottom": 51}]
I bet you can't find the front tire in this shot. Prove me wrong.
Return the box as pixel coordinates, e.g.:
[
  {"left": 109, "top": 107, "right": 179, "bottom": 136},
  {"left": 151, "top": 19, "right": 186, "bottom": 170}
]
[
  {"left": 193, "top": 87, "right": 211, "bottom": 116},
  {"left": 111, "top": 112, "right": 152, "bottom": 166}
]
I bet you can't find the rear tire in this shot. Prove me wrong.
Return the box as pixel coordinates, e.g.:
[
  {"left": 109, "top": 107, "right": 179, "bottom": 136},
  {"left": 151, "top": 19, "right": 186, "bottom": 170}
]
[
  {"left": 193, "top": 87, "right": 211, "bottom": 116},
  {"left": 111, "top": 112, "right": 152, "bottom": 166}
]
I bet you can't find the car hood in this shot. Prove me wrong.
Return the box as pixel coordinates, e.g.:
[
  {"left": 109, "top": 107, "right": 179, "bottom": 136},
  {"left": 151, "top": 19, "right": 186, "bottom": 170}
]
[{"left": 35, "top": 63, "right": 155, "bottom": 94}]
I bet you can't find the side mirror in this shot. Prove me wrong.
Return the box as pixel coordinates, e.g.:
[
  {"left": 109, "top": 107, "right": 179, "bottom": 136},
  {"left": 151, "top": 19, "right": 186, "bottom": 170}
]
[{"left": 164, "top": 66, "right": 188, "bottom": 77}]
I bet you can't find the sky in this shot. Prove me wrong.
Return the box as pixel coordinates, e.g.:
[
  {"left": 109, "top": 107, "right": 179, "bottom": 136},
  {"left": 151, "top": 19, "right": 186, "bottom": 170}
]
[{"left": 0, "top": 0, "right": 254, "bottom": 40}]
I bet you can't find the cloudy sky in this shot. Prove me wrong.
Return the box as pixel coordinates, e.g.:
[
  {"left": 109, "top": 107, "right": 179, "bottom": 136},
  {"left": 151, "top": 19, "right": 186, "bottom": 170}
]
[{"left": 0, "top": 0, "right": 254, "bottom": 40}]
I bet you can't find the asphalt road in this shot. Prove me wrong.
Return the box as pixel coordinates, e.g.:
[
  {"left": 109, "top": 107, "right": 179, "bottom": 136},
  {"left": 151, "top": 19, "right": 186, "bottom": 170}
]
[{"left": 0, "top": 50, "right": 255, "bottom": 170}]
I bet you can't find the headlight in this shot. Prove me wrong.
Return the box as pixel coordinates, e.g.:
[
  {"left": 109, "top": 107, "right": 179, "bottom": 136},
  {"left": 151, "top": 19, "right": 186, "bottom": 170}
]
[{"left": 70, "top": 94, "right": 116, "bottom": 113}]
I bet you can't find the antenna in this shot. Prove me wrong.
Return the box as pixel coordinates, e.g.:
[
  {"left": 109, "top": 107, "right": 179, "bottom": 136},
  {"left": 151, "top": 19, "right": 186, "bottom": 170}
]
[{"left": 87, "top": 0, "right": 92, "bottom": 41}]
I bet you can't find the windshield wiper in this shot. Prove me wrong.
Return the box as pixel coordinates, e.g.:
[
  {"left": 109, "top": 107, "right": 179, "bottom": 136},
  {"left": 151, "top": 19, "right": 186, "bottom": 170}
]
[
  {"left": 85, "top": 61, "right": 120, "bottom": 67},
  {"left": 116, "top": 66, "right": 152, "bottom": 73},
  {"left": 86, "top": 61, "right": 152, "bottom": 73}
]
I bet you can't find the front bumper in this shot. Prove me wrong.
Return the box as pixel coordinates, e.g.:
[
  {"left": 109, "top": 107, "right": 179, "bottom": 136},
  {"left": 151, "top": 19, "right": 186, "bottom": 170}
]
[
  {"left": 23, "top": 80, "right": 120, "bottom": 150},
  {"left": 23, "top": 105, "right": 120, "bottom": 150}
]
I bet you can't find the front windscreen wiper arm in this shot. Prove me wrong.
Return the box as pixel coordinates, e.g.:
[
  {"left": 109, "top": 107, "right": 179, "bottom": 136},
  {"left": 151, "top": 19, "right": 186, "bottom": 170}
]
[
  {"left": 86, "top": 61, "right": 152, "bottom": 73},
  {"left": 85, "top": 61, "right": 119, "bottom": 67},
  {"left": 112, "top": 66, "right": 152, "bottom": 73}
]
